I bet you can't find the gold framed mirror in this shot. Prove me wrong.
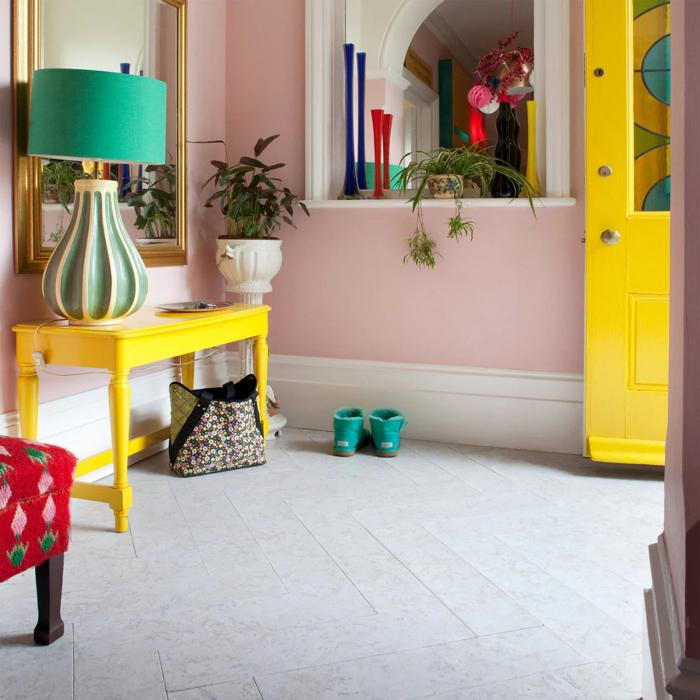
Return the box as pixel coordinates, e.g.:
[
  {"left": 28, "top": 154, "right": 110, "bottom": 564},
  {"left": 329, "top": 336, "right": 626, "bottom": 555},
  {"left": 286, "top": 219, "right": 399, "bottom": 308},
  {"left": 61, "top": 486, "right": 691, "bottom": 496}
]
[{"left": 13, "top": 0, "right": 187, "bottom": 273}]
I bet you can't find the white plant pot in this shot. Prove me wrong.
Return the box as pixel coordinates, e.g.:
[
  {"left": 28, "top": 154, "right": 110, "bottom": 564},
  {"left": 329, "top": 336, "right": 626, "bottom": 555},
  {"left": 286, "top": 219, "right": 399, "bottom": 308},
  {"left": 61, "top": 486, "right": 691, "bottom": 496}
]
[{"left": 216, "top": 238, "right": 283, "bottom": 294}]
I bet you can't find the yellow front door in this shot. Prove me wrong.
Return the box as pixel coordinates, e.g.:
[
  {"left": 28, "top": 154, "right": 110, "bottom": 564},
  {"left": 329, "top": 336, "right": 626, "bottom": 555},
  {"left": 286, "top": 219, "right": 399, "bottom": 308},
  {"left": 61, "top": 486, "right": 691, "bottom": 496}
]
[{"left": 585, "top": 0, "right": 671, "bottom": 466}]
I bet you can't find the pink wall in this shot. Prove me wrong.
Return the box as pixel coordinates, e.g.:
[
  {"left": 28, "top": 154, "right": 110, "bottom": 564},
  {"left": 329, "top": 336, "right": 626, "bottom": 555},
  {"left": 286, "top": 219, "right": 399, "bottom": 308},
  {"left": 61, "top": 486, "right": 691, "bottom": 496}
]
[
  {"left": 0, "top": 0, "right": 227, "bottom": 414},
  {"left": 1, "top": 0, "right": 586, "bottom": 416},
  {"left": 408, "top": 24, "right": 445, "bottom": 91},
  {"left": 226, "top": 0, "right": 585, "bottom": 374},
  {"left": 666, "top": 0, "right": 700, "bottom": 659}
]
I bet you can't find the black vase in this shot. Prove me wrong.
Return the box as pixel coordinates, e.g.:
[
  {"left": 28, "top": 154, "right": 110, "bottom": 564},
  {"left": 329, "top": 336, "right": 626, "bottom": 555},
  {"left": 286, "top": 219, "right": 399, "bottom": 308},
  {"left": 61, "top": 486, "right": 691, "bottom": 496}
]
[{"left": 490, "top": 102, "right": 522, "bottom": 198}]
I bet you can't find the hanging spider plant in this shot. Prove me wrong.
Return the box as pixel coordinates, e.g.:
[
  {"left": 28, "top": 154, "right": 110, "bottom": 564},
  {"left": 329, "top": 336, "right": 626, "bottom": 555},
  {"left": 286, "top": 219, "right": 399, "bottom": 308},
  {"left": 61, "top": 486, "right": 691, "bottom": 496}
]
[{"left": 395, "top": 146, "right": 537, "bottom": 268}]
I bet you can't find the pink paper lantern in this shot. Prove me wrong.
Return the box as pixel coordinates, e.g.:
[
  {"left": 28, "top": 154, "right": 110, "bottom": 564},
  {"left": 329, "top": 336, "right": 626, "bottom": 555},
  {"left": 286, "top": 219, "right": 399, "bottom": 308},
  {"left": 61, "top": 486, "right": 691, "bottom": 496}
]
[
  {"left": 478, "top": 97, "right": 499, "bottom": 115},
  {"left": 467, "top": 84, "right": 494, "bottom": 109}
]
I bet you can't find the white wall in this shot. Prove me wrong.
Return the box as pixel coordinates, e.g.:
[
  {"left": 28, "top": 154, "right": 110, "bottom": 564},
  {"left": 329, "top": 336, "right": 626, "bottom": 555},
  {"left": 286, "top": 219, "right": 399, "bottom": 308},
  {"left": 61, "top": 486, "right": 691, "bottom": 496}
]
[{"left": 42, "top": 0, "right": 147, "bottom": 73}]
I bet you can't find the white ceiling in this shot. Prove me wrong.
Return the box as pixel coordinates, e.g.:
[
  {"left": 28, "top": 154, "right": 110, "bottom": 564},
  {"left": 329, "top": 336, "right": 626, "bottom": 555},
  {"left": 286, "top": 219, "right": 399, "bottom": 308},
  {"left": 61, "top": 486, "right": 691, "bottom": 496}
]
[{"left": 426, "top": 0, "right": 534, "bottom": 73}]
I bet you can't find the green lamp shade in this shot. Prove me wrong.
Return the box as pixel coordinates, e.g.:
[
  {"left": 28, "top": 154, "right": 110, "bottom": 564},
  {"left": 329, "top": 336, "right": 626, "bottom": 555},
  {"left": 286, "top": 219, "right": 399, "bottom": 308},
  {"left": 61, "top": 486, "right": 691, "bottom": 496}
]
[{"left": 28, "top": 68, "right": 166, "bottom": 164}]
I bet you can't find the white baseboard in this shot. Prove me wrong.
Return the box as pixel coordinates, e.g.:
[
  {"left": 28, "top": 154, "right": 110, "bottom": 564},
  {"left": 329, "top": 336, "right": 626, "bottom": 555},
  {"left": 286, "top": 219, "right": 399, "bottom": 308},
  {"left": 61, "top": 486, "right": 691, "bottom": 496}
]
[
  {"left": 0, "top": 352, "right": 584, "bottom": 484},
  {"left": 644, "top": 535, "right": 700, "bottom": 699},
  {"left": 268, "top": 354, "right": 584, "bottom": 454}
]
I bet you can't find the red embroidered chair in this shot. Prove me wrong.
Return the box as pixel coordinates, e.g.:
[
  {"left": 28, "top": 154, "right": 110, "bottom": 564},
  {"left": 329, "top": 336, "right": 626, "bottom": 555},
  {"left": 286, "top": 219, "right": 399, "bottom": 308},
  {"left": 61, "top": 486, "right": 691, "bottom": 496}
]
[{"left": 0, "top": 436, "right": 76, "bottom": 645}]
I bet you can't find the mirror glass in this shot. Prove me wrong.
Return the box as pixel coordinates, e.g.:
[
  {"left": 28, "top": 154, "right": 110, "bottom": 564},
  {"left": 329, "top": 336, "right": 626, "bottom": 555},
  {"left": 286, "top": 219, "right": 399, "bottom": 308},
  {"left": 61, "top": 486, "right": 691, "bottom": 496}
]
[
  {"left": 343, "top": 0, "right": 533, "bottom": 191},
  {"left": 39, "top": 0, "right": 178, "bottom": 251},
  {"left": 403, "top": 0, "right": 533, "bottom": 155}
]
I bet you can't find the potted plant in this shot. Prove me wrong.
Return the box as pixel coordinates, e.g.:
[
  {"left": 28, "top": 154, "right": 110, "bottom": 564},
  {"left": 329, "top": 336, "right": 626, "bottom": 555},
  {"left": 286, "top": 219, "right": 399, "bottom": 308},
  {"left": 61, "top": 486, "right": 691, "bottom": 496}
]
[
  {"left": 126, "top": 162, "right": 177, "bottom": 243},
  {"left": 396, "top": 146, "right": 536, "bottom": 268},
  {"left": 40, "top": 159, "right": 87, "bottom": 209},
  {"left": 203, "top": 134, "right": 309, "bottom": 293}
]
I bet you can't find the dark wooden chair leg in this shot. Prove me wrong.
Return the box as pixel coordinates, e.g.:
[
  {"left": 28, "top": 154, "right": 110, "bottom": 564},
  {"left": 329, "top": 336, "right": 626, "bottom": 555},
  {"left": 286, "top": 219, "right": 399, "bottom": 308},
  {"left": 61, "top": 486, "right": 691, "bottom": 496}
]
[{"left": 34, "top": 553, "right": 65, "bottom": 645}]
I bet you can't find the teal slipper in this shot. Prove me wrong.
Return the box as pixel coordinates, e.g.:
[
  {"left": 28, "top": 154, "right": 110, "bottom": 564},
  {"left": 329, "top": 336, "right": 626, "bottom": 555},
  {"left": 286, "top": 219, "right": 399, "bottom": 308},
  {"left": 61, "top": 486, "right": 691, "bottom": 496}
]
[
  {"left": 333, "top": 407, "right": 370, "bottom": 457},
  {"left": 369, "top": 408, "right": 406, "bottom": 457}
]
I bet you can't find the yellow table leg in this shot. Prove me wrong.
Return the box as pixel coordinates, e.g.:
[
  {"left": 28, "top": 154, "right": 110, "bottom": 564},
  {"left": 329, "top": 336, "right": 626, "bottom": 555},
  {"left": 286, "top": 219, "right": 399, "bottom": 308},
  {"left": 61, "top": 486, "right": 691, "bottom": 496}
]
[
  {"left": 109, "top": 369, "right": 132, "bottom": 533},
  {"left": 253, "top": 335, "right": 269, "bottom": 437},
  {"left": 178, "top": 353, "right": 195, "bottom": 388},
  {"left": 17, "top": 361, "right": 39, "bottom": 440}
]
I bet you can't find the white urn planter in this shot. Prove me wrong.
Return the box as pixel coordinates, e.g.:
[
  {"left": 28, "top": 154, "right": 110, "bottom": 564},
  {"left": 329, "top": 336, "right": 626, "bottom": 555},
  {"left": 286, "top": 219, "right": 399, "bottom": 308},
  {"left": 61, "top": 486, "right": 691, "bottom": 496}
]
[
  {"left": 216, "top": 237, "right": 283, "bottom": 295},
  {"left": 216, "top": 237, "right": 287, "bottom": 436}
]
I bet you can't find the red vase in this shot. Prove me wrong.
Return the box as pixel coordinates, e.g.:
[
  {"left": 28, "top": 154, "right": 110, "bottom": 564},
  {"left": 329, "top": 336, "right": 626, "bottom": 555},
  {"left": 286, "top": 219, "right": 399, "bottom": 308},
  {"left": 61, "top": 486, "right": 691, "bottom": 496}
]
[
  {"left": 468, "top": 105, "right": 486, "bottom": 147},
  {"left": 382, "top": 113, "right": 393, "bottom": 190},
  {"left": 371, "top": 109, "right": 384, "bottom": 199}
]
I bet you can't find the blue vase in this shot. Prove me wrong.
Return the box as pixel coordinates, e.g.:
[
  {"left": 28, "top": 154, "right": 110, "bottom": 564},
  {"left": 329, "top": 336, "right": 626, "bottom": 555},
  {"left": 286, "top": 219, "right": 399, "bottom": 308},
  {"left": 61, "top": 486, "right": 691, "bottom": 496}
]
[
  {"left": 119, "top": 62, "right": 132, "bottom": 199},
  {"left": 357, "top": 52, "right": 367, "bottom": 190},
  {"left": 340, "top": 44, "right": 361, "bottom": 199}
]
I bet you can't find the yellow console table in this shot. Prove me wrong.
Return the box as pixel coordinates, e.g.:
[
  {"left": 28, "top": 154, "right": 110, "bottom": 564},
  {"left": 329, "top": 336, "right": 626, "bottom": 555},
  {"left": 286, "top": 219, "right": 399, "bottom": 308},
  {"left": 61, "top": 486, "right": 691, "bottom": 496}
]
[{"left": 13, "top": 305, "right": 270, "bottom": 533}]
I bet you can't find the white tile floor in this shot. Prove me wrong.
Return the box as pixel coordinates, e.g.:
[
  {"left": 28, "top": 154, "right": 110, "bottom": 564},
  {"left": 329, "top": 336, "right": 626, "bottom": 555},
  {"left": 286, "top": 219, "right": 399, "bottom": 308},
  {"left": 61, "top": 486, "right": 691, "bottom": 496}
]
[{"left": 0, "top": 429, "right": 663, "bottom": 700}]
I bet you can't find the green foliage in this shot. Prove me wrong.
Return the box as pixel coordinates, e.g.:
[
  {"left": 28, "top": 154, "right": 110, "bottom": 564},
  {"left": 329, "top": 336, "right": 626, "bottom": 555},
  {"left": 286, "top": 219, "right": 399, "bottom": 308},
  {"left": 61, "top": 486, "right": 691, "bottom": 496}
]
[
  {"left": 405, "top": 209, "right": 440, "bottom": 268},
  {"left": 126, "top": 162, "right": 177, "bottom": 239},
  {"left": 405, "top": 230, "right": 439, "bottom": 269},
  {"left": 203, "top": 134, "right": 309, "bottom": 239},
  {"left": 396, "top": 145, "right": 537, "bottom": 269},
  {"left": 40, "top": 159, "right": 88, "bottom": 212},
  {"left": 447, "top": 205, "right": 475, "bottom": 241}
]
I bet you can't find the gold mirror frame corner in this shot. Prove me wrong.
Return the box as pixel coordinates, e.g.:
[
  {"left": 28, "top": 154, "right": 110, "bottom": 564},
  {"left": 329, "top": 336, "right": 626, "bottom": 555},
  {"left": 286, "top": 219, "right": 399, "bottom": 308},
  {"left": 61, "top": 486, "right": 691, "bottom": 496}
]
[{"left": 12, "top": 0, "right": 188, "bottom": 274}]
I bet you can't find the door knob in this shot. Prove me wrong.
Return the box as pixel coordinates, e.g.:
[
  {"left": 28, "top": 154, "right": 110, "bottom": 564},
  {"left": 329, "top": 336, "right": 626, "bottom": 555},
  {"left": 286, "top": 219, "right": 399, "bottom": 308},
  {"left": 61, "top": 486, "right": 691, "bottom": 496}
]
[{"left": 600, "top": 229, "right": 621, "bottom": 245}]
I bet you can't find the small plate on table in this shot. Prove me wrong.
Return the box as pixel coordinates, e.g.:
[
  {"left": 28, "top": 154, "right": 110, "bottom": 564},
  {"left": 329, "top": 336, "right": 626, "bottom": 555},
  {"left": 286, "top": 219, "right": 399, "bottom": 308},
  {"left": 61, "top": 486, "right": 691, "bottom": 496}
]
[{"left": 156, "top": 301, "right": 234, "bottom": 313}]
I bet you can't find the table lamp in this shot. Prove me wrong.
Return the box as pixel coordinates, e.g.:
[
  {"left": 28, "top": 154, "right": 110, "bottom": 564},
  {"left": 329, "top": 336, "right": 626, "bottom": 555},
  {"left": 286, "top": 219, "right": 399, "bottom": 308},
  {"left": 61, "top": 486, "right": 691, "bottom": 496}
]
[{"left": 28, "top": 68, "right": 167, "bottom": 325}]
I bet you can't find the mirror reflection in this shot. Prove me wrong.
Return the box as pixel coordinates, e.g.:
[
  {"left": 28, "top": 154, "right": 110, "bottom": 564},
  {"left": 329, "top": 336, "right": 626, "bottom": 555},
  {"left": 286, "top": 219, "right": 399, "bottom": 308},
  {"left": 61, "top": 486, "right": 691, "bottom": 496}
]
[
  {"left": 402, "top": 0, "right": 534, "bottom": 157},
  {"left": 39, "top": 0, "right": 178, "bottom": 250}
]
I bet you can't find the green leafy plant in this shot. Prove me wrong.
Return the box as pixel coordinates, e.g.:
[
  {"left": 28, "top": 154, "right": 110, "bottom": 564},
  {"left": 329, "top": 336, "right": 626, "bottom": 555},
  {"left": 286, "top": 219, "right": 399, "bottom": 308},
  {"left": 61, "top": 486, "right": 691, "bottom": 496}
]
[
  {"left": 40, "top": 159, "right": 88, "bottom": 212},
  {"left": 126, "top": 162, "right": 177, "bottom": 239},
  {"left": 396, "top": 146, "right": 536, "bottom": 268},
  {"left": 404, "top": 209, "right": 441, "bottom": 269},
  {"left": 203, "top": 134, "right": 309, "bottom": 239}
]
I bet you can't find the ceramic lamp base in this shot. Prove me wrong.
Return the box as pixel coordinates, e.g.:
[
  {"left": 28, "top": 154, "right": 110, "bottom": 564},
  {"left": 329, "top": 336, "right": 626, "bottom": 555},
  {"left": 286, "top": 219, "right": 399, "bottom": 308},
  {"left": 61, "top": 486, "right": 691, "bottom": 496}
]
[
  {"left": 42, "top": 179, "right": 148, "bottom": 325},
  {"left": 67, "top": 318, "right": 124, "bottom": 327}
]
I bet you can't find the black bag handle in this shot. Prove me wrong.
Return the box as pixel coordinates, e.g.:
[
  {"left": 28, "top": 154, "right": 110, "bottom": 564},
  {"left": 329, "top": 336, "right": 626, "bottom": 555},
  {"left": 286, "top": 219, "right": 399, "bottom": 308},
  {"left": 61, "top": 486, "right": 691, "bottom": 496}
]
[{"left": 223, "top": 381, "right": 236, "bottom": 401}]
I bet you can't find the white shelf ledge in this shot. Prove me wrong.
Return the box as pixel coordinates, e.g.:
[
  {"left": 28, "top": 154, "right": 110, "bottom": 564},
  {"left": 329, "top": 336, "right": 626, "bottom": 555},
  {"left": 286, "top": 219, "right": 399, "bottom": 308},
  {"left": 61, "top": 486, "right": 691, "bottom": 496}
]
[{"left": 303, "top": 197, "right": 577, "bottom": 210}]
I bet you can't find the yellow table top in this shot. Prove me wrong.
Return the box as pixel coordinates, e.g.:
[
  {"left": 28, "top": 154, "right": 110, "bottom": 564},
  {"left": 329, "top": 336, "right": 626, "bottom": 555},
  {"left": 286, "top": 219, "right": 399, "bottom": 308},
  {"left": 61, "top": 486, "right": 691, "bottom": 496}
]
[{"left": 12, "top": 304, "right": 271, "bottom": 339}]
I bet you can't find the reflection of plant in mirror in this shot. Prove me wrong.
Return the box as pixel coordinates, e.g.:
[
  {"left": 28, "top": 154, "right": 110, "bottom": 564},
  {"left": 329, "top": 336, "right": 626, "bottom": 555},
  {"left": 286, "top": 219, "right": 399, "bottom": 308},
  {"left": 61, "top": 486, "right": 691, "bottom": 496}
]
[
  {"left": 126, "top": 162, "right": 176, "bottom": 239},
  {"left": 396, "top": 146, "right": 536, "bottom": 268},
  {"left": 203, "top": 135, "right": 309, "bottom": 239},
  {"left": 40, "top": 159, "right": 88, "bottom": 212},
  {"left": 46, "top": 214, "right": 67, "bottom": 245}
]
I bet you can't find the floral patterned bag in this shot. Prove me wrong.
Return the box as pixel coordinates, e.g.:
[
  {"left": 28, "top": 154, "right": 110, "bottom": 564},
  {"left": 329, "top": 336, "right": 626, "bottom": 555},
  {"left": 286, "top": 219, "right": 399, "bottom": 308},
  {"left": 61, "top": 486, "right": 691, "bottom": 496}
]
[{"left": 169, "top": 374, "right": 266, "bottom": 477}]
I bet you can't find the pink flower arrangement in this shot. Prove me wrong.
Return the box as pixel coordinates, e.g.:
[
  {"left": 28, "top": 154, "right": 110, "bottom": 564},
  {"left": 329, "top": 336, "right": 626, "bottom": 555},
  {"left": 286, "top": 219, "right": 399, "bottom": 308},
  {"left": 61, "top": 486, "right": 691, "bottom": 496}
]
[{"left": 474, "top": 32, "right": 534, "bottom": 103}]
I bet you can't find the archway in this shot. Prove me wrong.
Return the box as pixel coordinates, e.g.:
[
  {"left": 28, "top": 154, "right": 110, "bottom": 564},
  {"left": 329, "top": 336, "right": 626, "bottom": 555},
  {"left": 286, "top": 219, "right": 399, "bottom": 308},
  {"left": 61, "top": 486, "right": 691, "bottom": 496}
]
[{"left": 379, "top": 0, "right": 444, "bottom": 76}]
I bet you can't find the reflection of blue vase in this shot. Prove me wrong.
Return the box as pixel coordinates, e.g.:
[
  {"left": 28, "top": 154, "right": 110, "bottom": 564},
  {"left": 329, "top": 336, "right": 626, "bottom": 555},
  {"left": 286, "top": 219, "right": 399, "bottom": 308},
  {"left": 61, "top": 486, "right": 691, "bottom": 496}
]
[
  {"left": 119, "top": 62, "right": 131, "bottom": 198},
  {"left": 340, "top": 44, "right": 362, "bottom": 199},
  {"left": 357, "top": 52, "right": 367, "bottom": 190}
]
